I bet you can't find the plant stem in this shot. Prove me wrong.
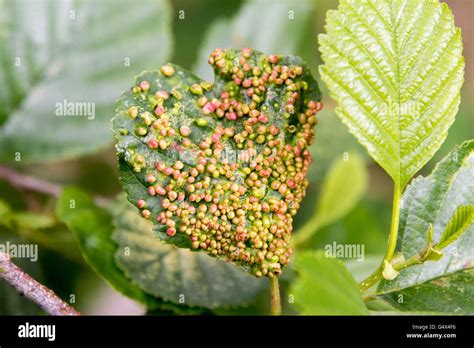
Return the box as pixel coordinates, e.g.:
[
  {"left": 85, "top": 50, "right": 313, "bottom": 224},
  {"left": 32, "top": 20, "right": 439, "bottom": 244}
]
[
  {"left": 0, "top": 252, "right": 80, "bottom": 315},
  {"left": 0, "top": 165, "right": 62, "bottom": 197},
  {"left": 395, "top": 254, "right": 423, "bottom": 270},
  {"left": 361, "top": 254, "right": 423, "bottom": 298},
  {"left": 359, "top": 264, "right": 383, "bottom": 292},
  {"left": 0, "top": 164, "right": 109, "bottom": 206},
  {"left": 359, "top": 183, "right": 401, "bottom": 291},
  {"left": 269, "top": 276, "right": 281, "bottom": 315},
  {"left": 291, "top": 216, "right": 321, "bottom": 249}
]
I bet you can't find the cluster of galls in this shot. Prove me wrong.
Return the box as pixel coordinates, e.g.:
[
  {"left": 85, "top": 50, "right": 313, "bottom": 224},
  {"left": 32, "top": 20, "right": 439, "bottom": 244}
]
[{"left": 117, "top": 48, "right": 322, "bottom": 277}]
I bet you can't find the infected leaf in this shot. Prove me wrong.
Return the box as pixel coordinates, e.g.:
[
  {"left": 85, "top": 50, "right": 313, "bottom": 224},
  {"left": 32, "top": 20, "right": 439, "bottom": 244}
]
[{"left": 113, "top": 48, "right": 321, "bottom": 277}]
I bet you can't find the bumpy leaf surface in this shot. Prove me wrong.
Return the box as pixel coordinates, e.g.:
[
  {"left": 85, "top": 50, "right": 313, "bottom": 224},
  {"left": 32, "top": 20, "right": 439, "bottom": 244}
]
[
  {"left": 319, "top": 0, "right": 464, "bottom": 188},
  {"left": 112, "top": 195, "right": 265, "bottom": 308},
  {"left": 194, "top": 0, "right": 314, "bottom": 81},
  {"left": 113, "top": 48, "right": 321, "bottom": 277}
]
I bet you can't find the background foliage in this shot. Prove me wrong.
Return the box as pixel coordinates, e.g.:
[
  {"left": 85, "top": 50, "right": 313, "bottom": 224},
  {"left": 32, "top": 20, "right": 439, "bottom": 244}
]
[{"left": 0, "top": 0, "right": 472, "bottom": 315}]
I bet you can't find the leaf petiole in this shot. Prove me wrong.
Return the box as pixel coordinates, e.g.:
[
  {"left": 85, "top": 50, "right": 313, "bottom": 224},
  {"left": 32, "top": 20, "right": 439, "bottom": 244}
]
[
  {"left": 359, "top": 183, "right": 401, "bottom": 291},
  {"left": 269, "top": 276, "right": 281, "bottom": 316},
  {"left": 385, "top": 183, "right": 402, "bottom": 263}
]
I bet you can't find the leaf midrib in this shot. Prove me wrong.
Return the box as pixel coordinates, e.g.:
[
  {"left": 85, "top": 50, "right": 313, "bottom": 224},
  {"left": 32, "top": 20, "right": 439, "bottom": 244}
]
[
  {"left": 333, "top": 1, "right": 460, "bottom": 188},
  {"left": 391, "top": 0, "right": 402, "bottom": 187},
  {"left": 337, "top": 1, "right": 404, "bottom": 184}
]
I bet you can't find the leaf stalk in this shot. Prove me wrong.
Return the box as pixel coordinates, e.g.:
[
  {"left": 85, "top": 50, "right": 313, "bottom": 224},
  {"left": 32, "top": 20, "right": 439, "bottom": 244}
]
[
  {"left": 269, "top": 276, "right": 281, "bottom": 315},
  {"left": 359, "top": 183, "right": 401, "bottom": 291}
]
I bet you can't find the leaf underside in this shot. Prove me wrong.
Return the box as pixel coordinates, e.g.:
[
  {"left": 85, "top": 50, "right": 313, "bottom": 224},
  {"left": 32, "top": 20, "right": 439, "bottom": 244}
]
[
  {"left": 113, "top": 48, "right": 321, "bottom": 277},
  {"left": 319, "top": 0, "right": 464, "bottom": 188}
]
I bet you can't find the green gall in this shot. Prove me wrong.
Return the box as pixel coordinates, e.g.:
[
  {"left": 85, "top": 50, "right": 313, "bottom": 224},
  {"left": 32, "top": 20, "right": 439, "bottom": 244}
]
[{"left": 196, "top": 118, "right": 208, "bottom": 127}]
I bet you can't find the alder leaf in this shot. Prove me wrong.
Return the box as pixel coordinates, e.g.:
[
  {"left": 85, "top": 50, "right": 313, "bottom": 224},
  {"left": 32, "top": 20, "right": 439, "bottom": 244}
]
[
  {"left": 311, "top": 152, "right": 366, "bottom": 228},
  {"left": 55, "top": 187, "right": 164, "bottom": 310},
  {"left": 56, "top": 187, "right": 214, "bottom": 314},
  {"left": 111, "top": 195, "right": 265, "bottom": 309},
  {"left": 436, "top": 205, "right": 474, "bottom": 250},
  {"left": 0, "top": 0, "right": 172, "bottom": 163},
  {"left": 319, "top": 0, "right": 464, "bottom": 188},
  {"left": 113, "top": 48, "right": 321, "bottom": 277}
]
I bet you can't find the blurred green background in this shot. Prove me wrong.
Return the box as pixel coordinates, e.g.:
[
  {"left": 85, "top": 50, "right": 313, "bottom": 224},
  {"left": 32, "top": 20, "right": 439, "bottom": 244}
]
[{"left": 0, "top": 0, "right": 472, "bottom": 315}]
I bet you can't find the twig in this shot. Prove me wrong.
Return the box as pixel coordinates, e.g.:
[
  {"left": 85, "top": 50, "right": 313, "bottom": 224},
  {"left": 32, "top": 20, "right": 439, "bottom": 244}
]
[
  {"left": 0, "top": 252, "right": 80, "bottom": 316},
  {"left": 0, "top": 165, "right": 61, "bottom": 197},
  {"left": 0, "top": 164, "right": 110, "bottom": 206}
]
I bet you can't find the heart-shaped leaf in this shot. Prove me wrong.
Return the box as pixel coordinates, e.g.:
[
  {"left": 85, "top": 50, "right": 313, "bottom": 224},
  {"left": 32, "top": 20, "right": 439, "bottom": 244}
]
[{"left": 112, "top": 48, "right": 321, "bottom": 277}]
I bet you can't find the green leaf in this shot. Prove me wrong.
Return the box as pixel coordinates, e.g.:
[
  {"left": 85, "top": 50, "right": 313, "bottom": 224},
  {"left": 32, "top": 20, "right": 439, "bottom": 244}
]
[
  {"left": 308, "top": 108, "right": 368, "bottom": 182},
  {"left": 111, "top": 195, "right": 265, "bottom": 309},
  {"left": 56, "top": 187, "right": 264, "bottom": 310},
  {"left": 11, "top": 212, "right": 55, "bottom": 230},
  {"left": 432, "top": 100, "right": 474, "bottom": 165},
  {"left": 319, "top": 0, "right": 464, "bottom": 188},
  {"left": 379, "top": 269, "right": 474, "bottom": 314},
  {"left": 436, "top": 205, "right": 474, "bottom": 250},
  {"left": 113, "top": 48, "right": 321, "bottom": 276},
  {"left": 194, "top": 0, "right": 315, "bottom": 80},
  {"left": 0, "top": 200, "right": 11, "bottom": 217},
  {"left": 291, "top": 251, "right": 368, "bottom": 315},
  {"left": 292, "top": 152, "right": 367, "bottom": 247},
  {"left": 376, "top": 140, "right": 474, "bottom": 313},
  {"left": 0, "top": 0, "right": 172, "bottom": 163},
  {"left": 55, "top": 186, "right": 164, "bottom": 310},
  {"left": 314, "top": 152, "right": 367, "bottom": 227},
  {"left": 0, "top": 199, "right": 13, "bottom": 228}
]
